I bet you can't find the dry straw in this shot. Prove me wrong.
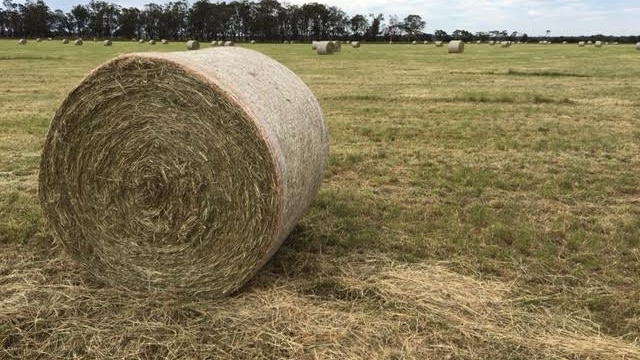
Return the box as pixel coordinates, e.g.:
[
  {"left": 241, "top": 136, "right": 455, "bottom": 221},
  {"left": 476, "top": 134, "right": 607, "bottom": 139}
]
[
  {"left": 311, "top": 41, "right": 318, "bottom": 50},
  {"left": 18, "top": 38, "right": 26, "bottom": 45},
  {"left": 210, "top": 41, "right": 218, "bottom": 46},
  {"left": 103, "top": 39, "right": 112, "bottom": 46},
  {"left": 315, "top": 41, "right": 335, "bottom": 55},
  {"left": 250, "top": 40, "right": 256, "bottom": 44},
  {"left": 448, "top": 40, "right": 464, "bottom": 53},
  {"left": 350, "top": 41, "right": 360, "bottom": 48},
  {"left": 39, "top": 47, "right": 329, "bottom": 298},
  {"left": 74, "top": 39, "right": 83, "bottom": 45},
  {"left": 186, "top": 40, "right": 199, "bottom": 50},
  {"left": 139, "top": 39, "right": 145, "bottom": 44},
  {"left": 36, "top": 38, "right": 42, "bottom": 42}
]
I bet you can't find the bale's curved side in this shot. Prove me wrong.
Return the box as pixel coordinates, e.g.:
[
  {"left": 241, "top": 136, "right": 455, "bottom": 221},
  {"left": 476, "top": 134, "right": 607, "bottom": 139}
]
[
  {"left": 149, "top": 40, "right": 156, "bottom": 45},
  {"left": 448, "top": 40, "right": 464, "bottom": 53},
  {"left": 316, "top": 41, "right": 335, "bottom": 55},
  {"left": 594, "top": 41, "right": 603, "bottom": 48},
  {"left": 39, "top": 48, "right": 329, "bottom": 298},
  {"left": 578, "top": 41, "right": 585, "bottom": 47},
  {"left": 161, "top": 39, "right": 168, "bottom": 44}
]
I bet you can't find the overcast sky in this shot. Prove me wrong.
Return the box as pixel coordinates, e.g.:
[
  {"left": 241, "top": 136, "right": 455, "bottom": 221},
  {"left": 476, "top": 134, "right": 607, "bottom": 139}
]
[{"left": 44, "top": 0, "right": 639, "bottom": 36}]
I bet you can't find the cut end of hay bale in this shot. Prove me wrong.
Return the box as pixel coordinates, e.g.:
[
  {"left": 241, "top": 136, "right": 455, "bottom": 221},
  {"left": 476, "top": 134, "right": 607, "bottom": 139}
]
[
  {"left": 448, "top": 40, "right": 464, "bottom": 53},
  {"left": 186, "top": 40, "right": 200, "bottom": 50},
  {"left": 315, "top": 41, "right": 335, "bottom": 55},
  {"left": 103, "top": 40, "right": 112, "bottom": 46},
  {"left": 39, "top": 47, "right": 329, "bottom": 298},
  {"left": 636, "top": 42, "right": 640, "bottom": 50}
]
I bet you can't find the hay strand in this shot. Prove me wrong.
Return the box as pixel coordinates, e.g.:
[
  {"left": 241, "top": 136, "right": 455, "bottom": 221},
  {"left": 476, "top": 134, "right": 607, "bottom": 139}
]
[{"left": 39, "top": 47, "right": 329, "bottom": 298}]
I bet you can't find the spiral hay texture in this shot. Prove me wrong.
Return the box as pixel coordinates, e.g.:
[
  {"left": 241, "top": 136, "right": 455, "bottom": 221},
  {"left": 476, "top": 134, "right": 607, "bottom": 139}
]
[
  {"left": 448, "top": 40, "right": 464, "bottom": 53},
  {"left": 39, "top": 47, "right": 329, "bottom": 298}
]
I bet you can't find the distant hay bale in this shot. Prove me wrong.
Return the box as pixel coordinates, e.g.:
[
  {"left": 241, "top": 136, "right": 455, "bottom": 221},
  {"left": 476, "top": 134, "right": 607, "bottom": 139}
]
[
  {"left": 74, "top": 39, "right": 83, "bottom": 46},
  {"left": 149, "top": 40, "right": 156, "bottom": 45},
  {"left": 62, "top": 38, "right": 69, "bottom": 44},
  {"left": 39, "top": 47, "right": 329, "bottom": 298},
  {"left": 93, "top": 37, "right": 97, "bottom": 42},
  {"left": 423, "top": 40, "right": 429, "bottom": 44},
  {"left": 562, "top": 41, "right": 567, "bottom": 44},
  {"left": 412, "top": 40, "right": 417, "bottom": 45},
  {"left": 612, "top": 42, "right": 619, "bottom": 45},
  {"left": 316, "top": 41, "right": 335, "bottom": 55},
  {"left": 36, "top": 38, "right": 42, "bottom": 42},
  {"left": 47, "top": 37, "right": 52, "bottom": 41},
  {"left": 331, "top": 41, "right": 341, "bottom": 52},
  {"left": 210, "top": 41, "right": 218, "bottom": 46},
  {"left": 161, "top": 39, "right": 168, "bottom": 44},
  {"left": 283, "top": 40, "right": 289, "bottom": 44},
  {"left": 103, "top": 39, "right": 112, "bottom": 46},
  {"left": 311, "top": 41, "right": 318, "bottom": 50},
  {"left": 186, "top": 40, "right": 200, "bottom": 50},
  {"left": 217, "top": 41, "right": 224, "bottom": 46},
  {"left": 578, "top": 41, "right": 586, "bottom": 47},
  {"left": 595, "top": 41, "right": 603, "bottom": 48},
  {"left": 139, "top": 39, "right": 145, "bottom": 44},
  {"left": 18, "top": 38, "right": 26, "bottom": 45},
  {"left": 489, "top": 40, "right": 496, "bottom": 45},
  {"left": 250, "top": 40, "right": 256, "bottom": 44},
  {"left": 224, "top": 41, "right": 234, "bottom": 46},
  {"left": 448, "top": 40, "right": 464, "bottom": 53},
  {"left": 350, "top": 41, "right": 360, "bottom": 48},
  {"left": 501, "top": 41, "right": 512, "bottom": 48},
  {"left": 587, "top": 40, "right": 593, "bottom": 44},
  {"left": 434, "top": 41, "right": 443, "bottom": 47},
  {"left": 476, "top": 40, "right": 481, "bottom": 44}
]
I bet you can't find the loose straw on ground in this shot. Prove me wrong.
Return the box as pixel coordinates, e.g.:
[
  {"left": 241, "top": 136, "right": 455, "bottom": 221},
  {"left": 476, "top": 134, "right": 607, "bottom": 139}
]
[{"left": 39, "top": 47, "right": 329, "bottom": 298}]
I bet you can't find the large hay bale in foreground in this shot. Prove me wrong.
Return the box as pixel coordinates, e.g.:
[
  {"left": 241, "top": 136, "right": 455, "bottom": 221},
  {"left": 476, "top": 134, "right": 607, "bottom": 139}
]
[
  {"left": 18, "top": 38, "right": 27, "bottom": 45},
  {"left": 186, "top": 40, "right": 199, "bottom": 50},
  {"left": 103, "top": 39, "right": 112, "bottom": 46},
  {"left": 39, "top": 47, "right": 329, "bottom": 297},
  {"left": 315, "top": 41, "right": 335, "bottom": 55},
  {"left": 636, "top": 42, "right": 640, "bottom": 50},
  {"left": 448, "top": 40, "right": 464, "bottom": 53}
]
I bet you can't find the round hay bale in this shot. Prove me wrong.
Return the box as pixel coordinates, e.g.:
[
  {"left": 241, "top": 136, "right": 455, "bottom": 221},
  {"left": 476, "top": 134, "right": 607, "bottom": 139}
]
[
  {"left": 216, "top": 40, "right": 224, "bottom": 46},
  {"left": 283, "top": 40, "right": 289, "bottom": 44},
  {"left": 161, "top": 39, "right": 168, "bottom": 44},
  {"left": 315, "top": 41, "right": 335, "bottom": 55},
  {"left": 562, "top": 41, "right": 568, "bottom": 44},
  {"left": 501, "top": 41, "right": 511, "bottom": 48},
  {"left": 149, "top": 39, "right": 156, "bottom": 45},
  {"left": 578, "top": 41, "right": 585, "bottom": 47},
  {"left": 103, "top": 39, "right": 112, "bottom": 46},
  {"left": 48, "top": 37, "right": 52, "bottom": 41},
  {"left": 331, "top": 41, "right": 341, "bottom": 52},
  {"left": 636, "top": 42, "right": 640, "bottom": 50},
  {"left": 448, "top": 40, "right": 464, "bottom": 53},
  {"left": 36, "top": 38, "right": 42, "bottom": 42},
  {"left": 434, "top": 41, "right": 443, "bottom": 47},
  {"left": 587, "top": 40, "right": 593, "bottom": 44},
  {"left": 139, "top": 39, "right": 145, "bottom": 44},
  {"left": 423, "top": 40, "right": 429, "bottom": 44},
  {"left": 62, "top": 38, "right": 69, "bottom": 44},
  {"left": 412, "top": 40, "right": 417, "bottom": 45},
  {"left": 311, "top": 41, "right": 318, "bottom": 50},
  {"left": 250, "top": 40, "right": 256, "bottom": 44},
  {"left": 210, "top": 40, "right": 218, "bottom": 46},
  {"left": 74, "top": 39, "right": 83, "bottom": 46},
  {"left": 476, "top": 40, "right": 481, "bottom": 44},
  {"left": 93, "top": 37, "right": 97, "bottom": 42},
  {"left": 223, "top": 41, "right": 234, "bottom": 46},
  {"left": 595, "top": 41, "right": 603, "bottom": 48},
  {"left": 186, "top": 40, "right": 200, "bottom": 50},
  {"left": 18, "top": 38, "right": 27, "bottom": 45},
  {"left": 39, "top": 47, "right": 329, "bottom": 298},
  {"left": 350, "top": 41, "right": 360, "bottom": 48},
  {"left": 489, "top": 40, "right": 496, "bottom": 45}
]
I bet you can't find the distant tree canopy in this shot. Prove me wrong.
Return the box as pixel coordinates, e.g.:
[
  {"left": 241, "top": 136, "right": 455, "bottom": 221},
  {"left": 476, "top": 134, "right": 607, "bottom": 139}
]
[{"left": 0, "top": 0, "right": 637, "bottom": 42}]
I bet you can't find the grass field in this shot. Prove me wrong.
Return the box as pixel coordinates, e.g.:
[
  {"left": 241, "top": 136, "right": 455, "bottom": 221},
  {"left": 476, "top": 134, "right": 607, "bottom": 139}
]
[{"left": 1, "top": 39, "right": 639, "bottom": 359}]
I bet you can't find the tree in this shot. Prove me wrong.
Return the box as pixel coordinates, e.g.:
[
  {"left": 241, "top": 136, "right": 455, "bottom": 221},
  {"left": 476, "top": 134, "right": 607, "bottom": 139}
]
[
  {"left": 402, "top": 14, "right": 424, "bottom": 40},
  {"left": 366, "top": 13, "right": 383, "bottom": 41},
  {"left": 70, "top": 4, "right": 89, "bottom": 36},
  {"left": 434, "top": 29, "right": 448, "bottom": 40},
  {"left": 349, "top": 14, "right": 367, "bottom": 38}
]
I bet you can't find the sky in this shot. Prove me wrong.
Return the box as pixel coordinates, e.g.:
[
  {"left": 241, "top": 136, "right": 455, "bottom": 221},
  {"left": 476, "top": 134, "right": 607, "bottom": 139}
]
[{"left": 44, "top": 0, "right": 639, "bottom": 36}]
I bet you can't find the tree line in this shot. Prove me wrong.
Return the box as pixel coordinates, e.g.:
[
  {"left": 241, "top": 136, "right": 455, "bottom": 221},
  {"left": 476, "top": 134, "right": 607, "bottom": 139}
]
[{"left": 1, "top": 0, "right": 637, "bottom": 43}]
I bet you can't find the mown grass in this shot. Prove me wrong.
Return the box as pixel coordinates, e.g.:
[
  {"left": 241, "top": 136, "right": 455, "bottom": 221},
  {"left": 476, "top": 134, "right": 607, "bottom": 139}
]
[{"left": 1, "top": 39, "right": 639, "bottom": 359}]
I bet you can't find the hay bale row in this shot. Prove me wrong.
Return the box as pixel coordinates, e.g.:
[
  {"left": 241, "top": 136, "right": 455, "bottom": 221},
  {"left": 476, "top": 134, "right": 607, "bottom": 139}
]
[
  {"left": 448, "top": 40, "right": 464, "bottom": 53},
  {"left": 489, "top": 40, "right": 496, "bottom": 45},
  {"left": 578, "top": 41, "right": 586, "bottom": 47},
  {"left": 162, "top": 39, "right": 168, "bottom": 44},
  {"left": 39, "top": 47, "right": 329, "bottom": 298},
  {"left": 332, "top": 40, "right": 341, "bottom": 52},
  {"left": 149, "top": 39, "right": 156, "bottom": 45},
  {"left": 501, "top": 41, "right": 512, "bottom": 48}
]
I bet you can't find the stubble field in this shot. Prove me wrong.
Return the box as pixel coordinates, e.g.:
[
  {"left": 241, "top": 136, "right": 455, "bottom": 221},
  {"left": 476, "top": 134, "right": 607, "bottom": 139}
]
[{"left": 1, "top": 39, "right": 639, "bottom": 359}]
